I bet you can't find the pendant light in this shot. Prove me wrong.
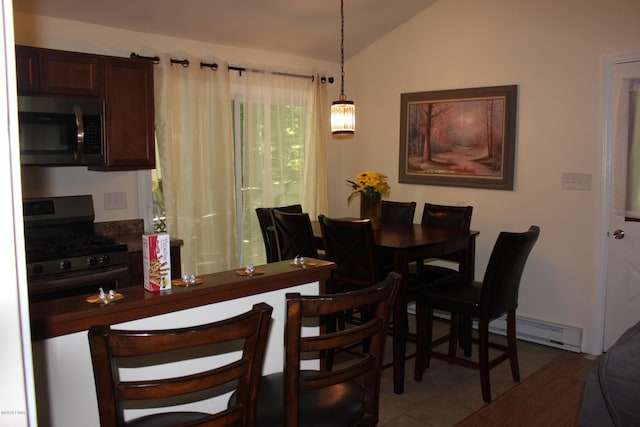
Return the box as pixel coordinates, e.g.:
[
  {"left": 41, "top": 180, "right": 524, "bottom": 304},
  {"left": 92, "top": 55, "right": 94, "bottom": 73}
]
[{"left": 331, "top": 0, "right": 355, "bottom": 135}]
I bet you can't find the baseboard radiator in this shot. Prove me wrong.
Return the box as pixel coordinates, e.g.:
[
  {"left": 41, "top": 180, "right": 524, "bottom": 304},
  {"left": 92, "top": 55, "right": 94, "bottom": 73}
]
[{"left": 407, "top": 304, "right": 582, "bottom": 353}]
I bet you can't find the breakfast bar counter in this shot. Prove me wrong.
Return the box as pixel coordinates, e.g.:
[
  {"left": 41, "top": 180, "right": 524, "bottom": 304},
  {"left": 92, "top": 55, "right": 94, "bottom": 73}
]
[
  {"left": 30, "top": 259, "right": 334, "bottom": 427},
  {"left": 30, "top": 258, "right": 334, "bottom": 340}
]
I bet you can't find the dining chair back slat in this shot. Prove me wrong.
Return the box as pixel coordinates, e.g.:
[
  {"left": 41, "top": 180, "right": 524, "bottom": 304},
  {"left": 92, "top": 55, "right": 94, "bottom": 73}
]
[
  {"left": 252, "top": 272, "right": 401, "bottom": 427},
  {"left": 88, "top": 303, "right": 273, "bottom": 427}
]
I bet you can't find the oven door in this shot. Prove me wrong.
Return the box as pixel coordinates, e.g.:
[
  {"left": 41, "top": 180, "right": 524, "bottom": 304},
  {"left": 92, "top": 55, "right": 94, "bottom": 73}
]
[{"left": 28, "top": 264, "right": 129, "bottom": 302}]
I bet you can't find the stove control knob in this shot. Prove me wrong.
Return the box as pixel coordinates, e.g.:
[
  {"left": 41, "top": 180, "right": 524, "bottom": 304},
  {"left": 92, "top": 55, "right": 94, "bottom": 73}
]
[
  {"left": 87, "top": 257, "right": 98, "bottom": 266},
  {"left": 99, "top": 255, "right": 110, "bottom": 265},
  {"left": 32, "top": 264, "right": 44, "bottom": 275},
  {"left": 59, "top": 260, "right": 71, "bottom": 270}
]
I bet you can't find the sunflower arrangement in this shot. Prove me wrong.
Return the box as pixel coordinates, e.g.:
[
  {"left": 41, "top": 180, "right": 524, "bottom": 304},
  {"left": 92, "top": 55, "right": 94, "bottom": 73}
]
[{"left": 347, "top": 171, "right": 391, "bottom": 202}]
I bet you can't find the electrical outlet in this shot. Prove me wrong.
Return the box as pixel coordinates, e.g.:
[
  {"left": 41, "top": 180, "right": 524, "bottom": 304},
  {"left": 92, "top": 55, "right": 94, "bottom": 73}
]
[
  {"left": 104, "top": 192, "right": 127, "bottom": 210},
  {"left": 561, "top": 173, "right": 592, "bottom": 191}
]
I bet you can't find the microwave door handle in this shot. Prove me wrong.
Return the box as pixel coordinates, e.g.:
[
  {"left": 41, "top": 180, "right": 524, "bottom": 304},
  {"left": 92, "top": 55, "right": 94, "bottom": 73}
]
[{"left": 73, "top": 106, "right": 85, "bottom": 162}]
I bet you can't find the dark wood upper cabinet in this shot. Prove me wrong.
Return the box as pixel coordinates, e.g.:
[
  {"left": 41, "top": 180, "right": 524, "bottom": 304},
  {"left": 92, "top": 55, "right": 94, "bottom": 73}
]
[
  {"left": 91, "top": 57, "right": 155, "bottom": 170},
  {"left": 15, "top": 45, "right": 155, "bottom": 171},
  {"left": 15, "top": 45, "right": 40, "bottom": 93},
  {"left": 39, "top": 50, "right": 103, "bottom": 97}
]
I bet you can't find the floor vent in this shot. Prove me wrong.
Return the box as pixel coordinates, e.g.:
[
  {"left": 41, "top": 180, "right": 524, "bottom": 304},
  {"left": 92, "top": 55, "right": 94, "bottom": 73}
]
[{"left": 407, "top": 304, "right": 582, "bottom": 353}]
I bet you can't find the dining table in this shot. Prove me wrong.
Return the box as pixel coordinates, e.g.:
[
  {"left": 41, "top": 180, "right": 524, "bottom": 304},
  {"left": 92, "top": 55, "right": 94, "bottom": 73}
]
[{"left": 312, "top": 220, "right": 479, "bottom": 394}]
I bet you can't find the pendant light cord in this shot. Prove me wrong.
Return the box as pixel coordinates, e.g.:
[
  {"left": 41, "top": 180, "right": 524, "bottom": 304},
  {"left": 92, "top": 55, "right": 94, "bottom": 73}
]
[{"left": 339, "top": 0, "right": 346, "bottom": 100}]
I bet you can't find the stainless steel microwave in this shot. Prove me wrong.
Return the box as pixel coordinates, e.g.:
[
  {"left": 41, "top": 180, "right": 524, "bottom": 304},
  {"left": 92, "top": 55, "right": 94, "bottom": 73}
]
[{"left": 18, "top": 95, "right": 105, "bottom": 166}]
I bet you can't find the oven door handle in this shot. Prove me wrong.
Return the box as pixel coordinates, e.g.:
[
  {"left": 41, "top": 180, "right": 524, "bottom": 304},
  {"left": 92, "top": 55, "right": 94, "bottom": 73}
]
[
  {"left": 28, "top": 265, "right": 130, "bottom": 297},
  {"left": 73, "top": 105, "right": 85, "bottom": 162}
]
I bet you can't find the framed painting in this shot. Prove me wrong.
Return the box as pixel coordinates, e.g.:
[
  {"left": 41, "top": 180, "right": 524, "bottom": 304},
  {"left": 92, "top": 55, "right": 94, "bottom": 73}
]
[{"left": 399, "top": 85, "right": 517, "bottom": 190}]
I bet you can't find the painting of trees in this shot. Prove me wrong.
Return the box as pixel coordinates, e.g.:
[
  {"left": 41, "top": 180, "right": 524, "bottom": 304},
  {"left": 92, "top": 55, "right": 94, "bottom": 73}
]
[
  {"left": 399, "top": 85, "right": 517, "bottom": 190},
  {"left": 406, "top": 96, "right": 505, "bottom": 176}
]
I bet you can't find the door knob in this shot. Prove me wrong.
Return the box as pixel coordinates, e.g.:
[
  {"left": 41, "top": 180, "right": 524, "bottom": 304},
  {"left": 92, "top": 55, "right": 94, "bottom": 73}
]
[{"left": 612, "top": 229, "right": 625, "bottom": 239}]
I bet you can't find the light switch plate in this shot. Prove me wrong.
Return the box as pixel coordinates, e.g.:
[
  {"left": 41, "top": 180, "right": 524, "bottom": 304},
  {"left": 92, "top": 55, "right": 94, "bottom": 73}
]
[
  {"left": 561, "top": 173, "right": 592, "bottom": 191},
  {"left": 104, "top": 192, "right": 127, "bottom": 210}
]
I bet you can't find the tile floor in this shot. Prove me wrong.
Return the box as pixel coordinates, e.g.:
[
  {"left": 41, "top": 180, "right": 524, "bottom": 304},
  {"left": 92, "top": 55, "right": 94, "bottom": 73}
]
[{"left": 376, "top": 317, "right": 563, "bottom": 427}]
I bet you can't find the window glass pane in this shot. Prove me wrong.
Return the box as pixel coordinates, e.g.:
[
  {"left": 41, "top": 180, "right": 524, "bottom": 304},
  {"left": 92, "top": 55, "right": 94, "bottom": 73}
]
[
  {"left": 238, "top": 98, "right": 307, "bottom": 266},
  {"left": 626, "top": 88, "right": 640, "bottom": 218}
]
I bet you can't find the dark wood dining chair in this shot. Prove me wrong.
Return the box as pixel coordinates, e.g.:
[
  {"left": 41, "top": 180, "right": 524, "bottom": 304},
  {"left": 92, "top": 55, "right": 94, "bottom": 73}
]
[
  {"left": 404, "top": 204, "right": 474, "bottom": 346},
  {"left": 412, "top": 203, "right": 474, "bottom": 282},
  {"left": 271, "top": 210, "right": 319, "bottom": 261},
  {"left": 251, "top": 272, "right": 401, "bottom": 427},
  {"left": 381, "top": 200, "right": 417, "bottom": 224},
  {"left": 88, "top": 303, "right": 273, "bottom": 427},
  {"left": 317, "top": 214, "right": 380, "bottom": 293},
  {"left": 256, "top": 204, "right": 302, "bottom": 262},
  {"left": 413, "top": 225, "right": 540, "bottom": 403}
]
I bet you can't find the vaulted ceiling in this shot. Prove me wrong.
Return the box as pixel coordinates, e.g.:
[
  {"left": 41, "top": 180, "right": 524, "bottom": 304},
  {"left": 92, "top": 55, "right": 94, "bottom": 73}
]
[{"left": 12, "top": 0, "right": 438, "bottom": 62}]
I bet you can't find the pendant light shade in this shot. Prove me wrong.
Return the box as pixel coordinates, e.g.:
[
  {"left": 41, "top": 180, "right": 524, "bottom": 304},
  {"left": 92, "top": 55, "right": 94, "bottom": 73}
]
[
  {"left": 331, "top": 0, "right": 355, "bottom": 135},
  {"left": 331, "top": 99, "right": 355, "bottom": 134}
]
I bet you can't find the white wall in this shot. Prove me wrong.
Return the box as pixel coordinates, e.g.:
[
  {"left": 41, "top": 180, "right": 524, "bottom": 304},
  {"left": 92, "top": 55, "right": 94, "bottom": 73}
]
[
  {"left": 13, "top": 11, "right": 340, "bottom": 223},
  {"left": 327, "top": 0, "right": 640, "bottom": 354}
]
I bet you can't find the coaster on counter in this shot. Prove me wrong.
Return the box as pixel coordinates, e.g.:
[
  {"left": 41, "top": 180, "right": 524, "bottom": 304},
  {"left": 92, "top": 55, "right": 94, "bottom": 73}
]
[
  {"left": 235, "top": 268, "right": 265, "bottom": 276},
  {"left": 289, "top": 261, "right": 317, "bottom": 268},
  {"left": 86, "top": 293, "right": 124, "bottom": 304},
  {"left": 172, "top": 277, "right": 203, "bottom": 287}
]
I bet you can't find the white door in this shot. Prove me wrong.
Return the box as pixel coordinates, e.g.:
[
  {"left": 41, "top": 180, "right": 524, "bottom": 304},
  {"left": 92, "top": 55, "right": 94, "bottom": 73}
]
[{"left": 604, "top": 58, "right": 640, "bottom": 350}]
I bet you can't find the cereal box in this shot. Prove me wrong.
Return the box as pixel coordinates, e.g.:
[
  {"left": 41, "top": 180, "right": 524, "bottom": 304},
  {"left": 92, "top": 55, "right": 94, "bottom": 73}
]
[{"left": 143, "top": 233, "right": 171, "bottom": 291}]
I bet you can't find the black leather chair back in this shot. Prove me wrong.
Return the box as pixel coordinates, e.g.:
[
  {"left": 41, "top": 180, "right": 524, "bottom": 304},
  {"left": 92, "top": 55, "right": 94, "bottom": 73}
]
[
  {"left": 479, "top": 225, "right": 540, "bottom": 319},
  {"left": 272, "top": 210, "right": 318, "bottom": 260},
  {"left": 318, "top": 215, "right": 379, "bottom": 290},
  {"left": 421, "top": 203, "right": 473, "bottom": 230},
  {"left": 256, "top": 204, "right": 302, "bottom": 262},
  {"left": 381, "top": 200, "right": 417, "bottom": 224}
]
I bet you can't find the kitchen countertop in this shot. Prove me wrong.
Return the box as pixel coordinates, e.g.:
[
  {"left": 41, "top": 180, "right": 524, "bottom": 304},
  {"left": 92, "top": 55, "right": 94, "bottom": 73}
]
[
  {"left": 29, "top": 258, "right": 334, "bottom": 341},
  {"left": 95, "top": 219, "right": 183, "bottom": 252}
]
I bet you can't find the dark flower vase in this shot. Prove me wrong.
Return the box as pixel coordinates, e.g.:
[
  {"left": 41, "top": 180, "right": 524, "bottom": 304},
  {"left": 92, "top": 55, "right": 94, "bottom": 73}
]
[{"left": 360, "top": 192, "right": 382, "bottom": 230}]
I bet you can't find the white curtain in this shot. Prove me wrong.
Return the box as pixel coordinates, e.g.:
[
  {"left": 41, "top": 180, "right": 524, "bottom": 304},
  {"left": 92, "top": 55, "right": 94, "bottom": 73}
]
[
  {"left": 232, "top": 70, "right": 328, "bottom": 265},
  {"left": 303, "top": 73, "right": 330, "bottom": 219},
  {"left": 154, "top": 54, "right": 239, "bottom": 275}
]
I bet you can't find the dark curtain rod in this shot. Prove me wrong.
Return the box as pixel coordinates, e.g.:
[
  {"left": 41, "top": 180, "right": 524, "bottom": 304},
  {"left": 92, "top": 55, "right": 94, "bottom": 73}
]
[{"left": 130, "top": 52, "right": 334, "bottom": 83}]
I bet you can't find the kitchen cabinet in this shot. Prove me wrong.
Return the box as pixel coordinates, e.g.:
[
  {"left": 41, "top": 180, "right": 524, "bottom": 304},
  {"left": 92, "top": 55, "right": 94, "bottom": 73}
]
[
  {"left": 16, "top": 45, "right": 102, "bottom": 97},
  {"left": 91, "top": 57, "right": 155, "bottom": 170},
  {"left": 15, "top": 45, "right": 40, "bottom": 93},
  {"left": 15, "top": 45, "right": 155, "bottom": 171}
]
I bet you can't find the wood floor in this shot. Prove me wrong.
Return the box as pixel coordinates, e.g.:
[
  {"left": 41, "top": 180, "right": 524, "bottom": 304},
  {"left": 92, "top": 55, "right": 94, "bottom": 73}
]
[{"left": 454, "top": 351, "right": 598, "bottom": 427}]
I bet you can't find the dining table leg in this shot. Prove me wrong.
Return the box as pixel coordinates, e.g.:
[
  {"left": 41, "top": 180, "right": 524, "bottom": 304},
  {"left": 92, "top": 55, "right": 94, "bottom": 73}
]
[{"left": 392, "top": 250, "right": 408, "bottom": 394}]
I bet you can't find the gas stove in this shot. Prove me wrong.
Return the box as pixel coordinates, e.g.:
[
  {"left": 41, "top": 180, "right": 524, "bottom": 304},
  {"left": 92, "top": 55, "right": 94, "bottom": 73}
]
[{"left": 23, "top": 195, "right": 130, "bottom": 301}]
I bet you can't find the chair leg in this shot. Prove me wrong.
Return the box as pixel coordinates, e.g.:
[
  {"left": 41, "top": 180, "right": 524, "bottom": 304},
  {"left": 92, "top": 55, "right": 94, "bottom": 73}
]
[
  {"left": 425, "top": 308, "right": 434, "bottom": 370},
  {"left": 507, "top": 308, "right": 520, "bottom": 382},
  {"left": 461, "top": 315, "right": 473, "bottom": 357},
  {"left": 448, "top": 314, "right": 459, "bottom": 358},
  {"left": 478, "top": 319, "right": 492, "bottom": 403}
]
